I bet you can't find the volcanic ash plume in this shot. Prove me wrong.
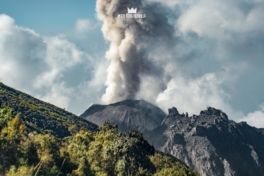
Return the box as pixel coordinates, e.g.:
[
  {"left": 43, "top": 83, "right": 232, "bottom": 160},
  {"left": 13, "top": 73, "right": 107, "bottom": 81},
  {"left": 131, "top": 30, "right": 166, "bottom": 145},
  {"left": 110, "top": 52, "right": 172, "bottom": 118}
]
[{"left": 96, "top": 0, "right": 175, "bottom": 103}]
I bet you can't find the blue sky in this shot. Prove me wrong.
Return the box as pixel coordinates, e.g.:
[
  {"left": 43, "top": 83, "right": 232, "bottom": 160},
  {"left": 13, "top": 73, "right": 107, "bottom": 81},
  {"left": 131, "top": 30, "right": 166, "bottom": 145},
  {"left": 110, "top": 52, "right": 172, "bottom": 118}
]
[
  {"left": 0, "top": 0, "right": 106, "bottom": 113},
  {"left": 0, "top": 0, "right": 264, "bottom": 127},
  {"left": 0, "top": 0, "right": 96, "bottom": 34}
]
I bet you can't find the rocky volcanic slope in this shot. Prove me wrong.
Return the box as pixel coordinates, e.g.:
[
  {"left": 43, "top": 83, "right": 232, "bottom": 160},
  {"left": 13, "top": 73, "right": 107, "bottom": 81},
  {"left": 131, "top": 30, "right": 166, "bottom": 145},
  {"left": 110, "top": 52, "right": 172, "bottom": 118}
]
[
  {"left": 82, "top": 100, "right": 264, "bottom": 176},
  {"left": 148, "top": 107, "right": 264, "bottom": 176},
  {"left": 81, "top": 100, "right": 166, "bottom": 133}
]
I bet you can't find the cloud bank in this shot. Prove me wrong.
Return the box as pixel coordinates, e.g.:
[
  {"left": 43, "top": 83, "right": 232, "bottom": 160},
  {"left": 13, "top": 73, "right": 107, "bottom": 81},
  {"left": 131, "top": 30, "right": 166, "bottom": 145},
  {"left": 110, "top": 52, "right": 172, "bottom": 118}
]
[
  {"left": 97, "top": 0, "right": 264, "bottom": 127},
  {"left": 1, "top": 0, "right": 264, "bottom": 128},
  {"left": 0, "top": 14, "right": 106, "bottom": 113}
]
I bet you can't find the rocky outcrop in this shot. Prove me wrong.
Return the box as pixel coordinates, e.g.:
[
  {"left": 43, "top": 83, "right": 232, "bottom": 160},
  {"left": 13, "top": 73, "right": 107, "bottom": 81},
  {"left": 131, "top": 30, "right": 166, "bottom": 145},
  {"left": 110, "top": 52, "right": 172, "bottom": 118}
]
[{"left": 147, "top": 106, "right": 264, "bottom": 176}]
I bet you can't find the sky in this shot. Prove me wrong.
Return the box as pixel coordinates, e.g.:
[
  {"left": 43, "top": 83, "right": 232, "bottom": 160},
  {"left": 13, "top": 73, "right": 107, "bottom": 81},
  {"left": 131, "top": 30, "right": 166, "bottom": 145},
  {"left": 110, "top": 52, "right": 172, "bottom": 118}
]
[{"left": 0, "top": 0, "right": 264, "bottom": 128}]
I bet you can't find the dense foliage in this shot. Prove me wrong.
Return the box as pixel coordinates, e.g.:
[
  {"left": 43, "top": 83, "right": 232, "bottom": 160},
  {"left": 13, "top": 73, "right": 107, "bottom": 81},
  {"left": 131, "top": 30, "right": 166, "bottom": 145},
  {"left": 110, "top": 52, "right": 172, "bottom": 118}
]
[
  {"left": 0, "top": 107, "right": 199, "bottom": 176},
  {"left": 0, "top": 83, "right": 199, "bottom": 175}
]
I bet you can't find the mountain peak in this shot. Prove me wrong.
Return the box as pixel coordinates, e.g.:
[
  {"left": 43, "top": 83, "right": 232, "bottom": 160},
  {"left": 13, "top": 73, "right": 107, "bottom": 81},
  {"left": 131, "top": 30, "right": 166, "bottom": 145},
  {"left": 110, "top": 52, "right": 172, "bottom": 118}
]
[
  {"left": 168, "top": 107, "right": 180, "bottom": 117},
  {"left": 200, "top": 106, "right": 229, "bottom": 120},
  {"left": 81, "top": 99, "right": 166, "bottom": 132}
]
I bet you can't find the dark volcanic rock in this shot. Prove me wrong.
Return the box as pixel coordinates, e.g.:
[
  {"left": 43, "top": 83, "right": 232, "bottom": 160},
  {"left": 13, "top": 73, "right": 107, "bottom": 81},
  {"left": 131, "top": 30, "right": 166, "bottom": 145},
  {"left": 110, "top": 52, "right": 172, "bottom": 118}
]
[
  {"left": 258, "top": 128, "right": 264, "bottom": 135},
  {"left": 81, "top": 101, "right": 264, "bottom": 176},
  {"left": 81, "top": 100, "right": 166, "bottom": 133},
  {"left": 148, "top": 106, "right": 264, "bottom": 176}
]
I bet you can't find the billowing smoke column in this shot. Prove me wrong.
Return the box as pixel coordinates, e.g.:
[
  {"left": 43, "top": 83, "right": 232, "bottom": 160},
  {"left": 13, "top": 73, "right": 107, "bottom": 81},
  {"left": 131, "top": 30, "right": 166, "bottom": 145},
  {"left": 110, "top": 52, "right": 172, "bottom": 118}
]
[{"left": 96, "top": 0, "right": 175, "bottom": 103}]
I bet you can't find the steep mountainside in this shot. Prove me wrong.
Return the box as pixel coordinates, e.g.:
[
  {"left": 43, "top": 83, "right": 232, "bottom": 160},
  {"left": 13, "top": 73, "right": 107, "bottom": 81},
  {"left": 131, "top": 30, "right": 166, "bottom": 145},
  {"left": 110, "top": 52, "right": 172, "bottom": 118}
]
[
  {"left": 0, "top": 82, "right": 97, "bottom": 137},
  {"left": 0, "top": 83, "right": 199, "bottom": 175},
  {"left": 82, "top": 100, "right": 264, "bottom": 176},
  {"left": 81, "top": 100, "right": 166, "bottom": 132}
]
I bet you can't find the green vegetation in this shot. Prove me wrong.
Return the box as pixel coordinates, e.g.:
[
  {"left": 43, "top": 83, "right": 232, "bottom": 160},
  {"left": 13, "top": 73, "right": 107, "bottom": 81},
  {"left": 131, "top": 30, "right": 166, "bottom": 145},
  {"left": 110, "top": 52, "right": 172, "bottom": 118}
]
[
  {"left": 0, "top": 83, "right": 199, "bottom": 175},
  {"left": 0, "top": 83, "right": 97, "bottom": 138},
  {"left": 0, "top": 107, "right": 199, "bottom": 176}
]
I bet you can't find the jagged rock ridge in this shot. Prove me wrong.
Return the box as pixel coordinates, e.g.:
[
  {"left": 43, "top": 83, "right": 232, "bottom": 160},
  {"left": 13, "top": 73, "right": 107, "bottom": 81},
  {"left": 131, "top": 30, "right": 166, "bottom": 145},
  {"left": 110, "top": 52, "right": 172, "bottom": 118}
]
[
  {"left": 150, "top": 106, "right": 264, "bottom": 176},
  {"left": 82, "top": 100, "right": 264, "bottom": 176}
]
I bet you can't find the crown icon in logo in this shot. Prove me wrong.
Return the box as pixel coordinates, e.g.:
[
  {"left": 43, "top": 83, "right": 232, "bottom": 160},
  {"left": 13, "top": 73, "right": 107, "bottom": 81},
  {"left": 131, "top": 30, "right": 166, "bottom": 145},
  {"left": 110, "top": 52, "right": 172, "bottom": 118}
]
[{"left": 127, "top": 7, "right": 137, "bottom": 14}]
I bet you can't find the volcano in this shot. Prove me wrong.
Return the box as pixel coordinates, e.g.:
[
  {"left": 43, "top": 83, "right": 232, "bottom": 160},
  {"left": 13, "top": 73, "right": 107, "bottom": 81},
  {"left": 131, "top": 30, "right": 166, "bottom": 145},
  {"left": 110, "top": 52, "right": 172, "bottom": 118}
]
[
  {"left": 81, "top": 100, "right": 166, "bottom": 133},
  {"left": 81, "top": 100, "right": 264, "bottom": 176}
]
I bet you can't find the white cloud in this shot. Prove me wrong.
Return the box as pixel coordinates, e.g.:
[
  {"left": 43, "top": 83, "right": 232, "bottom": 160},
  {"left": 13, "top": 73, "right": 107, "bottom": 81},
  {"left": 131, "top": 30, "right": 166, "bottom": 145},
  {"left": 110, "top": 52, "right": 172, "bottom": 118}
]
[
  {"left": 177, "top": 1, "right": 264, "bottom": 40},
  {"left": 34, "top": 36, "right": 90, "bottom": 89},
  {"left": 0, "top": 14, "right": 47, "bottom": 89},
  {"left": 0, "top": 14, "right": 100, "bottom": 112},
  {"left": 37, "top": 83, "right": 73, "bottom": 110},
  {"left": 2, "top": 0, "right": 264, "bottom": 130},
  {"left": 131, "top": 0, "right": 264, "bottom": 128},
  {"left": 75, "top": 19, "right": 98, "bottom": 33},
  {"left": 88, "top": 60, "right": 108, "bottom": 88},
  {"left": 240, "top": 104, "right": 264, "bottom": 128},
  {"left": 154, "top": 72, "right": 243, "bottom": 119},
  {"left": 146, "top": 0, "right": 183, "bottom": 7}
]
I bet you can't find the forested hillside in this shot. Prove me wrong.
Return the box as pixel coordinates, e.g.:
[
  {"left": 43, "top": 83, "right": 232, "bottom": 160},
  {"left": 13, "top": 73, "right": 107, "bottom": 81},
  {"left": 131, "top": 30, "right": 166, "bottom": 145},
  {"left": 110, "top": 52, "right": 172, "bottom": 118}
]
[{"left": 0, "top": 83, "right": 199, "bottom": 175}]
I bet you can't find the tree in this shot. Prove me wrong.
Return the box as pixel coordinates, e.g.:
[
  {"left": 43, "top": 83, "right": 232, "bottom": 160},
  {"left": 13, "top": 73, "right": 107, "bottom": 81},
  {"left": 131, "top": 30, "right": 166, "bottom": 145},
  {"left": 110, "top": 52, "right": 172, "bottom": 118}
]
[{"left": 105, "top": 130, "right": 155, "bottom": 176}]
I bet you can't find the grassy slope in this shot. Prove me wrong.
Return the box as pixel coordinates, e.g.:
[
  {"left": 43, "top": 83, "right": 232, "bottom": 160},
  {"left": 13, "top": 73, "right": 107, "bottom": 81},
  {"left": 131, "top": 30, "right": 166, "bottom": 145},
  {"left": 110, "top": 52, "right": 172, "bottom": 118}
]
[{"left": 0, "top": 82, "right": 98, "bottom": 138}]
